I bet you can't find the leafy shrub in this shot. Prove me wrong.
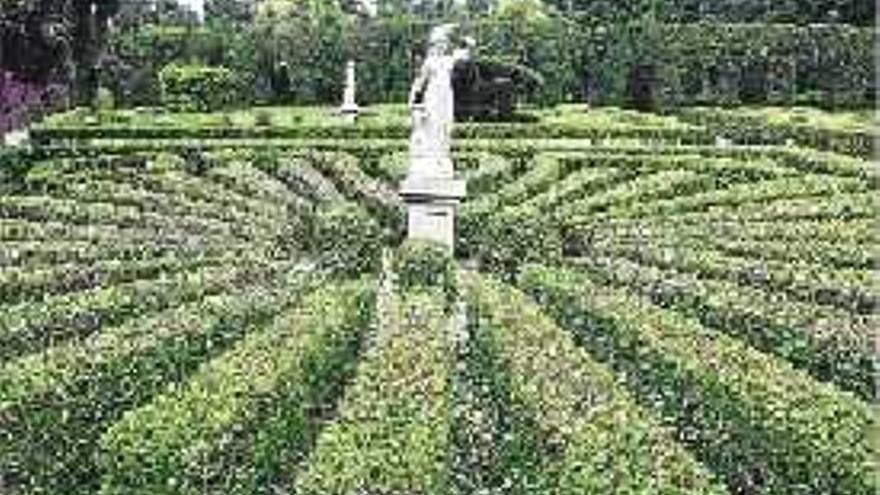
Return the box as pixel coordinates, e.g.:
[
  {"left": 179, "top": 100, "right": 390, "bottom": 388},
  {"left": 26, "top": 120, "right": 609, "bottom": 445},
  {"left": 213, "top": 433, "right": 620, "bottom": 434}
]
[
  {"left": 255, "top": 109, "right": 273, "bottom": 127},
  {"left": 394, "top": 239, "right": 458, "bottom": 311},
  {"left": 467, "top": 274, "right": 727, "bottom": 493},
  {"left": 0, "top": 263, "right": 306, "bottom": 494},
  {"left": 99, "top": 281, "right": 373, "bottom": 495},
  {"left": 519, "top": 264, "right": 876, "bottom": 495},
  {"left": 476, "top": 206, "right": 562, "bottom": 278},
  {"left": 296, "top": 290, "right": 453, "bottom": 494},
  {"left": 159, "top": 64, "right": 238, "bottom": 112},
  {"left": 453, "top": 57, "right": 543, "bottom": 122},
  {"left": 313, "top": 203, "right": 382, "bottom": 276}
]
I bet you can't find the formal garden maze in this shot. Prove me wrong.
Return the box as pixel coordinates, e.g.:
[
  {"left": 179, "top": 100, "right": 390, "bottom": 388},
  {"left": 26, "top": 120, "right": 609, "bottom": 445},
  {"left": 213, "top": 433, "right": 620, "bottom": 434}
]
[{"left": 0, "top": 1, "right": 877, "bottom": 494}]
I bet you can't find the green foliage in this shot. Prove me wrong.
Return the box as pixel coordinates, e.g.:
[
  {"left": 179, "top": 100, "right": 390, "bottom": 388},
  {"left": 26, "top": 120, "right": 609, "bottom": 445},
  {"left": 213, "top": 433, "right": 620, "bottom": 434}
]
[
  {"left": 453, "top": 57, "right": 544, "bottom": 121},
  {"left": 253, "top": 0, "right": 352, "bottom": 104},
  {"left": 394, "top": 239, "right": 459, "bottom": 311},
  {"left": 468, "top": 273, "right": 728, "bottom": 494},
  {"left": 313, "top": 203, "right": 383, "bottom": 276},
  {"left": 99, "top": 280, "right": 374, "bottom": 495},
  {"left": 519, "top": 264, "right": 877, "bottom": 495},
  {"left": 676, "top": 107, "right": 874, "bottom": 157},
  {"left": 476, "top": 205, "right": 562, "bottom": 278},
  {"left": 572, "top": 254, "right": 875, "bottom": 400},
  {"left": 296, "top": 289, "right": 453, "bottom": 494},
  {"left": 159, "top": 64, "right": 239, "bottom": 112},
  {"left": 0, "top": 262, "right": 307, "bottom": 494}
]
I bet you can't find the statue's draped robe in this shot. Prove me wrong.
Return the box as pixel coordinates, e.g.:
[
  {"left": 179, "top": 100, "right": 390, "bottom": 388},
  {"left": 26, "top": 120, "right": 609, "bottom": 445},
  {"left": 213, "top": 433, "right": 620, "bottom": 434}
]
[{"left": 410, "top": 49, "right": 467, "bottom": 180}]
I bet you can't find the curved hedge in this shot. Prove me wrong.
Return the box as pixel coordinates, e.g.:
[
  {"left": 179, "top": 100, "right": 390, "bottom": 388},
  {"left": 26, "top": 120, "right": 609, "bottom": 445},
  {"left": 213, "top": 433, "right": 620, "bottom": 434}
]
[
  {"left": 466, "top": 273, "right": 728, "bottom": 494},
  {"left": 99, "top": 280, "right": 374, "bottom": 494},
  {"left": 519, "top": 264, "right": 876, "bottom": 494}
]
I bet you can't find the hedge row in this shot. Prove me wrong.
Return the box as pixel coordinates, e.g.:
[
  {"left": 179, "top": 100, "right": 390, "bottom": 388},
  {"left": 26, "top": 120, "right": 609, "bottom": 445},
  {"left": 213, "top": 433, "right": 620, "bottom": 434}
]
[
  {"left": 676, "top": 107, "right": 873, "bottom": 158},
  {"left": 604, "top": 191, "right": 875, "bottom": 224},
  {"left": 556, "top": 169, "right": 710, "bottom": 218},
  {"left": 0, "top": 194, "right": 233, "bottom": 236},
  {"left": 272, "top": 155, "right": 346, "bottom": 204},
  {"left": 567, "top": 174, "right": 870, "bottom": 221},
  {"left": 295, "top": 289, "right": 454, "bottom": 494},
  {"left": 553, "top": 152, "right": 791, "bottom": 179},
  {"left": 581, "top": 240, "right": 876, "bottom": 315},
  {"left": 521, "top": 166, "right": 626, "bottom": 213},
  {"left": 458, "top": 153, "right": 572, "bottom": 257},
  {"left": 466, "top": 274, "right": 728, "bottom": 494},
  {"left": 588, "top": 217, "right": 876, "bottom": 248},
  {"left": 312, "top": 203, "right": 384, "bottom": 277},
  {"left": 0, "top": 249, "right": 251, "bottom": 306},
  {"left": 519, "top": 265, "right": 876, "bottom": 494},
  {"left": 57, "top": 155, "right": 298, "bottom": 225},
  {"left": 574, "top": 222, "right": 875, "bottom": 270},
  {"left": 304, "top": 151, "right": 404, "bottom": 240},
  {"left": 0, "top": 238, "right": 263, "bottom": 269},
  {"left": 458, "top": 151, "right": 517, "bottom": 197},
  {"left": 0, "top": 262, "right": 319, "bottom": 494},
  {"left": 570, "top": 254, "right": 875, "bottom": 399},
  {"left": 203, "top": 151, "right": 309, "bottom": 213},
  {"left": 463, "top": 206, "right": 563, "bottom": 278},
  {"left": 757, "top": 148, "right": 876, "bottom": 180},
  {"left": 29, "top": 120, "right": 710, "bottom": 144},
  {"left": 99, "top": 280, "right": 374, "bottom": 495},
  {"left": 465, "top": 152, "right": 790, "bottom": 238},
  {"left": 0, "top": 256, "right": 295, "bottom": 363},
  {"left": 23, "top": 155, "right": 291, "bottom": 227},
  {"left": 0, "top": 218, "right": 200, "bottom": 244},
  {"left": 50, "top": 178, "right": 283, "bottom": 239}
]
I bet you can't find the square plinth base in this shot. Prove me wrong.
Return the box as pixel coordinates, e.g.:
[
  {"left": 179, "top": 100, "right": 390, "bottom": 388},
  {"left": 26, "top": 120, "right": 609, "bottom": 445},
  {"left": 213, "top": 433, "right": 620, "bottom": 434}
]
[
  {"left": 399, "top": 177, "right": 465, "bottom": 250},
  {"left": 404, "top": 201, "right": 458, "bottom": 250}
]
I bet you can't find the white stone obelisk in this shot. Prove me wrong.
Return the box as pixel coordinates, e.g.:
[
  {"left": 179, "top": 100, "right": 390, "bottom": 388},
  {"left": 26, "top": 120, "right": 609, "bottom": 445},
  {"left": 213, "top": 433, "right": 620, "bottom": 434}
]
[
  {"left": 399, "top": 24, "right": 472, "bottom": 251},
  {"left": 340, "top": 60, "right": 360, "bottom": 123}
]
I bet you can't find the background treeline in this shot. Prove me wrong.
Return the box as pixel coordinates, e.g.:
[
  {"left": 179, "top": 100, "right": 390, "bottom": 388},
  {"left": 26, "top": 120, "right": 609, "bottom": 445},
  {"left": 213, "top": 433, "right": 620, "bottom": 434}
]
[{"left": 1, "top": 0, "right": 876, "bottom": 114}]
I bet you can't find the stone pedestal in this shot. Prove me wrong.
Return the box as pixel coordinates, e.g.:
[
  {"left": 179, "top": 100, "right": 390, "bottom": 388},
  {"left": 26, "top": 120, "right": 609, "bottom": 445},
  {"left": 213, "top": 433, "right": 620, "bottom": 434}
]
[
  {"left": 399, "top": 175, "right": 466, "bottom": 250},
  {"left": 340, "top": 103, "right": 359, "bottom": 124}
]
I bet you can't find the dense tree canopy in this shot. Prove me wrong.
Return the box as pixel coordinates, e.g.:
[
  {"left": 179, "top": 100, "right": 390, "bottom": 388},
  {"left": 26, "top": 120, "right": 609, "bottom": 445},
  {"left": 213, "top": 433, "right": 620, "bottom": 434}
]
[{"left": 1, "top": 0, "right": 875, "bottom": 112}]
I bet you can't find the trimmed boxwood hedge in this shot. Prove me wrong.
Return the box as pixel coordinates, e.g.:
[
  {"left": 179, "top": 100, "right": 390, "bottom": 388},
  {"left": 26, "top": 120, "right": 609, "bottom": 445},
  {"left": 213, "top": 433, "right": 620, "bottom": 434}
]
[
  {"left": 0, "top": 256, "right": 284, "bottom": 362},
  {"left": 0, "top": 262, "right": 316, "bottom": 494},
  {"left": 570, "top": 254, "right": 875, "bottom": 400},
  {"left": 519, "top": 264, "right": 876, "bottom": 495},
  {"left": 312, "top": 202, "right": 383, "bottom": 277},
  {"left": 394, "top": 239, "right": 459, "bottom": 312},
  {"left": 99, "top": 280, "right": 374, "bottom": 495},
  {"left": 159, "top": 64, "right": 239, "bottom": 113},
  {"left": 466, "top": 273, "right": 729, "bottom": 494},
  {"left": 295, "top": 289, "right": 454, "bottom": 495}
]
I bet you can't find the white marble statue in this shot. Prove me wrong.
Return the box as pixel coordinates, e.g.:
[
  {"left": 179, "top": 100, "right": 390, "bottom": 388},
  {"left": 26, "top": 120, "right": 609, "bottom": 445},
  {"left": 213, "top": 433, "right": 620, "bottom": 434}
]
[{"left": 408, "top": 23, "right": 474, "bottom": 179}]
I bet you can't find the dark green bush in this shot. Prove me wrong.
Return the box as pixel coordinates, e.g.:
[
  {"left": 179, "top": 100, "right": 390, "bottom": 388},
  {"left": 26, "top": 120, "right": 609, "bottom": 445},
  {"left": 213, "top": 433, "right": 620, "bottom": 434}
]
[
  {"left": 519, "top": 264, "right": 876, "bottom": 495},
  {"left": 453, "top": 58, "right": 543, "bottom": 122},
  {"left": 313, "top": 203, "right": 382, "bottom": 276},
  {"left": 477, "top": 205, "right": 562, "bottom": 278},
  {"left": 99, "top": 281, "right": 373, "bottom": 495},
  {"left": 468, "top": 274, "right": 728, "bottom": 493},
  {"left": 296, "top": 290, "right": 453, "bottom": 495},
  {"left": 159, "top": 63, "right": 238, "bottom": 112},
  {"left": 394, "top": 239, "right": 459, "bottom": 311}
]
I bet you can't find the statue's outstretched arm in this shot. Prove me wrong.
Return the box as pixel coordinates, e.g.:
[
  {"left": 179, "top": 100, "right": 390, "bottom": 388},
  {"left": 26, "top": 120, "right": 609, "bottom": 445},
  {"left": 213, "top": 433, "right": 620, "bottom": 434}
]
[{"left": 453, "top": 36, "right": 476, "bottom": 63}]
